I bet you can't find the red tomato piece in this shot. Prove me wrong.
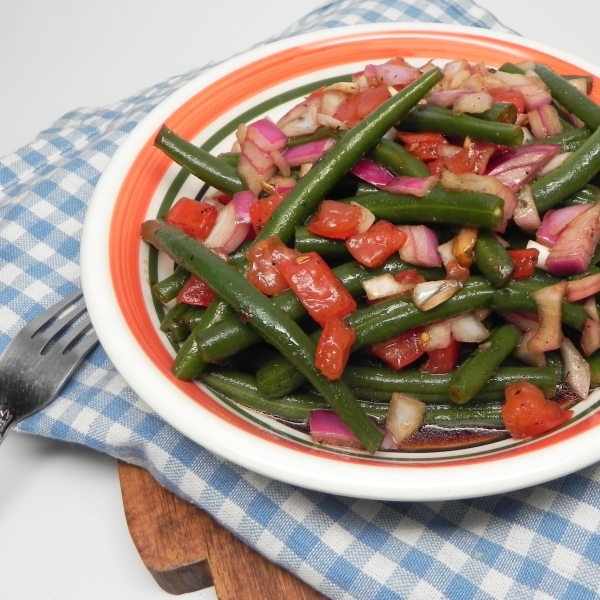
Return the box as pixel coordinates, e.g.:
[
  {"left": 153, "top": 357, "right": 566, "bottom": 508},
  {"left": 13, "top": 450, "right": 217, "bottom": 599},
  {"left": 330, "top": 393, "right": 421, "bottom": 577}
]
[
  {"left": 164, "top": 198, "right": 218, "bottom": 242},
  {"left": 245, "top": 236, "right": 300, "bottom": 296},
  {"left": 502, "top": 380, "right": 573, "bottom": 439},
  {"left": 249, "top": 195, "right": 284, "bottom": 234},
  {"left": 428, "top": 141, "right": 497, "bottom": 176},
  {"left": 315, "top": 318, "right": 357, "bottom": 380},
  {"left": 370, "top": 327, "right": 425, "bottom": 371},
  {"left": 345, "top": 220, "right": 407, "bottom": 268},
  {"left": 397, "top": 132, "right": 449, "bottom": 161},
  {"left": 394, "top": 269, "right": 426, "bottom": 288},
  {"left": 307, "top": 200, "right": 364, "bottom": 240},
  {"left": 356, "top": 85, "right": 391, "bottom": 118},
  {"left": 277, "top": 252, "right": 357, "bottom": 327},
  {"left": 420, "top": 338, "right": 460, "bottom": 374},
  {"left": 333, "top": 94, "right": 360, "bottom": 128},
  {"left": 508, "top": 248, "right": 539, "bottom": 280},
  {"left": 489, "top": 89, "right": 526, "bottom": 114},
  {"left": 176, "top": 275, "right": 216, "bottom": 307}
]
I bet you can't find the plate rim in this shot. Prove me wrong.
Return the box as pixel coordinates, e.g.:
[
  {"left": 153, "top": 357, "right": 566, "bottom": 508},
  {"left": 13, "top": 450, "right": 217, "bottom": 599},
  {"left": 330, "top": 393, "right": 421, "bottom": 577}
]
[{"left": 81, "top": 21, "right": 600, "bottom": 501}]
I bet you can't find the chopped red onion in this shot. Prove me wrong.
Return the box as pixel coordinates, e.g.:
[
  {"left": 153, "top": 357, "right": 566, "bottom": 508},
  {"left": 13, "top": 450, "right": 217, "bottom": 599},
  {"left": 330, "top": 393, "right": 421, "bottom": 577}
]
[
  {"left": 350, "top": 158, "right": 395, "bottom": 187},
  {"left": 536, "top": 204, "right": 592, "bottom": 247},
  {"left": 412, "top": 279, "right": 463, "bottom": 311},
  {"left": 397, "top": 225, "right": 442, "bottom": 267},
  {"left": 513, "top": 329, "right": 546, "bottom": 367},
  {"left": 453, "top": 92, "right": 494, "bottom": 114},
  {"left": 203, "top": 192, "right": 256, "bottom": 253},
  {"left": 362, "top": 274, "right": 406, "bottom": 301},
  {"left": 420, "top": 320, "right": 452, "bottom": 351},
  {"left": 527, "top": 281, "right": 567, "bottom": 353},
  {"left": 536, "top": 152, "right": 572, "bottom": 179},
  {"left": 546, "top": 203, "right": 600, "bottom": 276},
  {"left": 245, "top": 118, "right": 288, "bottom": 152},
  {"left": 560, "top": 338, "right": 591, "bottom": 399},
  {"left": 528, "top": 105, "right": 563, "bottom": 139},
  {"left": 437, "top": 239, "right": 470, "bottom": 282},
  {"left": 581, "top": 319, "right": 600, "bottom": 356},
  {"left": 426, "top": 89, "right": 470, "bottom": 108},
  {"left": 375, "top": 63, "right": 416, "bottom": 86},
  {"left": 381, "top": 174, "right": 438, "bottom": 197},
  {"left": 485, "top": 144, "right": 560, "bottom": 192},
  {"left": 513, "top": 185, "right": 542, "bottom": 233},
  {"left": 448, "top": 312, "right": 489, "bottom": 343},
  {"left": 513, "top": 82, "right": 552, "bottom": 111},
  {"left": 526, "top": 240, "right": 550, "bottom": 271},
  {"left": 583, "top": 296, "right": 600, "bottom": 322},
  {"left": 276, "top": 101, "right": 320, "bottom": 136},
  {"left": 566, "top": 273, "right": 600, "bottom": 302},
  {"left": 283, "top": 138, "right": 335, "bottom": 167},
  {"left": 499, "top": 311, "right": 539, "bottom": 332},
  {"left": 385, "top": 393, "right": 426, "bottom": 444}
]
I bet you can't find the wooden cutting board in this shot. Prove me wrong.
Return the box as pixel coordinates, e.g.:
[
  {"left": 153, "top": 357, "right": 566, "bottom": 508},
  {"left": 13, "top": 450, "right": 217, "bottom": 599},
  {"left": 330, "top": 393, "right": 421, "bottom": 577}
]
[{"left": 118, "top": 461, "right": 326, "bottom": 599}]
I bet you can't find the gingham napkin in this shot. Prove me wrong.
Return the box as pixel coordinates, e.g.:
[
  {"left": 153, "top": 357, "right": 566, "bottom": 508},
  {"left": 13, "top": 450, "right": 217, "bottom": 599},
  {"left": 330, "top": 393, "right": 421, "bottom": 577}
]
[{"left": 3, "top": 2, "right": 600, "bottom": 599}]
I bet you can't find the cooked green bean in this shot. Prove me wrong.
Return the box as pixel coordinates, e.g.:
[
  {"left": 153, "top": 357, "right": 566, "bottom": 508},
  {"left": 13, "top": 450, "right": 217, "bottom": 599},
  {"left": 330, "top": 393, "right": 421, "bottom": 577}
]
[
  {"left": 398, "top": 104, "right": 524, "bottom": 146},
  {"left": 159, "top": 302, "right": 192, "bottom": 342},
  {"left": 142, "top": 219, "right": 384, "bottom": 453},
  {"left": 473, "top": 229, "right": 515, "bottom": 287},
  {"left": 152, "top": 266, "right": 191, "bottom": 304},
  {"left": 448, "top": 324, "right": 522, "bottom": 404}
]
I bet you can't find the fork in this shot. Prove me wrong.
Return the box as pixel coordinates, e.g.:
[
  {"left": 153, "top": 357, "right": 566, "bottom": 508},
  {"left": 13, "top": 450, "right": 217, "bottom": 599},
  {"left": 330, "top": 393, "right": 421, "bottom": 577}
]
[{"left": 0, "top": 290, "right": 99, "bottom": 444}]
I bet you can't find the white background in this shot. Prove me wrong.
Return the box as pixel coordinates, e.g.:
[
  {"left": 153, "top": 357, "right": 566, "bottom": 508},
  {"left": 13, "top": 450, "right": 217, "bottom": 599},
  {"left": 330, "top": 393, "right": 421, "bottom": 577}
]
[{"left": 2, "top": 1, "right": 600, "bottom": 598}]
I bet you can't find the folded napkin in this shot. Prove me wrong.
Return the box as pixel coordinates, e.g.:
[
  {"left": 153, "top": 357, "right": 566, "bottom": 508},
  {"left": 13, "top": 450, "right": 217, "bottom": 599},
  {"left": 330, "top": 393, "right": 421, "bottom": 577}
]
[{"left": 3, "top": 1, "right": 600, "bottom": 599}]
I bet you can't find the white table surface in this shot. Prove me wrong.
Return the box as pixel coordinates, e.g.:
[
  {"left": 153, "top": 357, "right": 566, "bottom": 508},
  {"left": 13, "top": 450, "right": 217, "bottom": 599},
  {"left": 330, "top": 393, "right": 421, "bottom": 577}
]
[{"left": 1, "top": 1, "right": 600, "bottom": 598}]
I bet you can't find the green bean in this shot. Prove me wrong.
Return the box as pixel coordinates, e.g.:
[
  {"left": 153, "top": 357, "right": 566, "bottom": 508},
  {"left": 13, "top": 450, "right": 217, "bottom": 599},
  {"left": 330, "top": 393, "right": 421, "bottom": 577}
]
[
  {"left": 498, "top": 62, "right": 525, "bottom": 75},
  {"left": 172, "top": 329, "right": 207, "bottom": 380},
  {"left": 448, "top": 324, "right": 522, "bottom": 404},
  {"left": 534, "top": 63, "right": 600, "bottom": 130},
  {"left": 559, "top": 183, "right": 599, "bottom": 207},
  {"left": 398, "top": 105, "right": 524, "bottom": 146},
  {"left": 471, "top": 102, "right": 517, "bottom": 124},
  {"left": 151, "top": 266, "right": 191, "bottom": 304},
  {"left": 256, "top": 277, "right": 495, "bottom": 397},
  {"left": 473, "top": 229, "right": 515, "bottom": 287},
  {"left": 533, "top": 127, "right": 591, "bottom": 153},
  {"left": 348, "top": 185, "right": 505, "bottom": 229},
  {"left": 423, "top": 402, "right": 505, "bottom": 429},
  {"left": 342, "top": 365, "right": 559, "bottom": 398},
  {"left": 159, "top": 302, "right": 192, "bottom": 342},
  {"left": 183, "top": 307, "right": 207, "bottom": 329},
  {"left": 250, "top": 67, "right": 443, "bottom": 251},
  {"left": 154, "top": 125, "right": 245, "bottom": 195},
  {"left": 368, "top": 138, "right": 431, "bottom": 177},
  {"left": 142, "top": 219, "right": 384, "bottom": 453},
  {"left": 196, "top": 256, "right": 422, "bottom": 364},
  {"left": 529, "top": 126, "right": 600, "bottom": 212},
  {"left": 200, "top": 367, "right": 390, "bottom": 421}
]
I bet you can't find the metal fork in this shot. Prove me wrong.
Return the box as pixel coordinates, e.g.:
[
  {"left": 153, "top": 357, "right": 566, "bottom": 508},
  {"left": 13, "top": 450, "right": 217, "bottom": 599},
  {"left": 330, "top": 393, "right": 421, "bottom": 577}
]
[{"left": 0, "top": 290, "right": 99, "bottom": 444}]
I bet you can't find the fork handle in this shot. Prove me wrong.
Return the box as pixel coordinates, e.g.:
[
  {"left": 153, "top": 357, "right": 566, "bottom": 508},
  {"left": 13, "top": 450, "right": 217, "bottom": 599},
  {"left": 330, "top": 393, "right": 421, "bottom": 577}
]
[{"left": 0, "top": 406, "right": 16, "bottom": 444}]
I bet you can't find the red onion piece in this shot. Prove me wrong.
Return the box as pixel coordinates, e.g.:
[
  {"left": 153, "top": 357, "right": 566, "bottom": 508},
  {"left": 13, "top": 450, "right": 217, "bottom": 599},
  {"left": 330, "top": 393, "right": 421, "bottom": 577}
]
[
  {"left": 528, "top": 105, "right": 563, "bottom": 139},
  {"left": 362, "top": 274, "right": 406, "bottom": 301},
  {"left": 566, "top": 273, "right": 600, "bottom": 302},
  {"left": 448, "top": 312, "right": 489, "bottom": 343},
  {"left": 350, "top": 158, "right": 395, "bottom": 187},
  {"left": 513, "top": 185, "right": 541, "bottom": 233},
  {"left": 245, "top": 118, "right": 288, "bottom": 152},
  {"left": 203, "top": 192, "right": 256, "bottom": 253},
  {"left": 526, "top": 240, "right": 550, "bottom": 271},
  {"left": 375, "top": 63, "right": 416, "bottom": 86},
  {"left": 283, "top": 138, "right": 335, "bottom": 167},
  {"left": 412, "top": 279, "right": 463, "bottom": 311},
  {"left": 513, "top": 82, "right": 552, "bottom": 111},
  {"left": 276, "top": 101, "right": 320, "bottom": 136},
  {"left": 499, "top": 311, "right": 539, "bottom": 332},
  {"left": 420, "top": 320, "right": 452, "bottom": 351},
  {"left": 527, "top": 281, "right": 567, "bottom": 353},
  {"left": 397, "top": 225, "right": 442, "bottom": 267},
  {"left": 546, "top": 203, "right": 600, "bottom": 276},
  {"left": 583, "top": 296, "right": 600, "bottom": 322},
  {"left": 385, "top": 393, "right": 426, "bottom": 444},
  {"left": 581, "top": 319, "right": 600, "bottom": 356},
  {"left": 381, "top": 175, "right": 439, "bottom": 197},
  {"left": 513, "top": 329, "right": 546, "bottom": 367},
  {"left": 485, "top": 144, "right": 560, "bottom": 192},
  {"left": 452, "top": 92, "right": 494, "bottom": 114},
  {"left": 560, "top": 338, "right": 591, "bottom": 399},
  {"left": 536, "top": 204, "right": 592, "bottom": 247},
  {"left": 426, "top": 89, "right": 470, "bottom": 108},
  {"left": 237, "top": 138, "right": 277, "bottom": 194}
]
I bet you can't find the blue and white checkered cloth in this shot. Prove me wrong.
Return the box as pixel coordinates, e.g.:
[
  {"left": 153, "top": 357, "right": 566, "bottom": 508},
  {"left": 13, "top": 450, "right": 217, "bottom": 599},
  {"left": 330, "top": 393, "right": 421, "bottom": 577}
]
[{"left": 3, "top": 1, "right": 600, "bottom": 599}]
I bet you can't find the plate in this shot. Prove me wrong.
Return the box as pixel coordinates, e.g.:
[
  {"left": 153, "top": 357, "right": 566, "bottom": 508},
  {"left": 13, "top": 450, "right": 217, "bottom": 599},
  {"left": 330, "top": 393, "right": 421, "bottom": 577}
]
[{"left": 81, "top": 23, "right": 600, "bottom": 501}]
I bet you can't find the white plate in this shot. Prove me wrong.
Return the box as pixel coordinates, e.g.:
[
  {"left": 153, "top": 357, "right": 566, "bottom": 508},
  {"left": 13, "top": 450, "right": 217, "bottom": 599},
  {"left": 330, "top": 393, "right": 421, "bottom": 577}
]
[{"left": 81, "top": 23, "right": 600, "bottom": 501}]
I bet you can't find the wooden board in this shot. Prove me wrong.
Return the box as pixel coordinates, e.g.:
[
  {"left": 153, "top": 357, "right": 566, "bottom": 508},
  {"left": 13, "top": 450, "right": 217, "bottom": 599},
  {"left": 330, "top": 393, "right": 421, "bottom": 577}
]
[{"left": 118, "top": 461, "right": 326, "bottom": 598}]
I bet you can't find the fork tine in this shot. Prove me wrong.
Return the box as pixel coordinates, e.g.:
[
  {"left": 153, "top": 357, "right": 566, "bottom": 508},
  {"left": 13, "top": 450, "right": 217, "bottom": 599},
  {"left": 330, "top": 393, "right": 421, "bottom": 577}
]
[
  {"left": 52, "top": 315, "right": 99, "bottom": 359},
  {"left": 20, "top": 290, "right": 85, "bottom": 340},
  {"left": 34, "top": 303, "right": 89, "bottom": 354}
]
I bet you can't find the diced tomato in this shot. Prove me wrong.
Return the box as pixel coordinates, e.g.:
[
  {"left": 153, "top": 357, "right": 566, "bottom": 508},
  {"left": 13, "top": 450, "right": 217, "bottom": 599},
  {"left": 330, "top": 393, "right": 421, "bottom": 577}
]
[
  {"left": 397, "top": 132, "right": 449, "bottom": 161},
  {"left": 307, "top": 200, "right": 364, "bottom": 240},
  {"left": 356, "top": 85, "right": 391, "bottom": 118},
  {"left": 176, "top": 275, "right": 216, "bottom": 307},
  {"left": 164, "top": 198, "right": 218, "bottom": 242},
  {"left": 427, "top": 141, "right": 497, "bottom": 176},
  {"left": 508, "top": 248, "right": 539, "bottom": 280},
  {"left": 370, "top": 327, "right": 425, "bottom": 371},
  {"left": 249, "top": 195, "right": 284, "bottom": 234},
  {"left": 333, "top": 86, "right": 391, "bottom": 128},
  {"left": 489, "top": 89, "right": 526, "bottom": 114},
  {"left": 245, "top": 236, "right": 300, "bottom": 296},
  {"left": 277, "top": 252, "right": 357, "bottom": 327},
  {"left": 315, "top": 318, "right": 357, "bottom": 380},
  {"left": 420, "top": 338, "right": 460, "bottom": 374},
  {"left": 345, "top": 220, "right": 407, "bottom": 268},
  {"left": 305, "top": 86, "right": 326, "bottom": 101},
  {"left": 502, "top": 380, "right": 573, "bottom": 439}
]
